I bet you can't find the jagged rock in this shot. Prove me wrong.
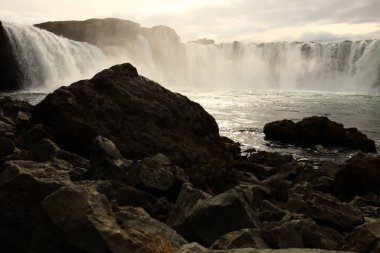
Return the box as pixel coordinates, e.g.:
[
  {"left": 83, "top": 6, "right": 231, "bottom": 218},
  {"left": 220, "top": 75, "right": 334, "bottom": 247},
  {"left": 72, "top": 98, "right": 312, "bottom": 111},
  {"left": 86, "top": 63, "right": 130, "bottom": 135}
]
[
  {"left": 0, "top": 160, "right": 71, "bottom": 252},
  {"left": 259, "top": 200, "right": 288, "bottom": 222},
  {"left": 211, "top": 229, "right": 268, "bottom": 250},
  {"left": 311, "top": 176, "right": 335, "bottom": 193},
  {"left": 264, "top": 116, "right": 376, "bottom": 152},
  {"left": 31, "top": 63, "right": 229, "bottom": 189},
  {"left": 335, "top": 153, "right": 380, "bottom": 200},
  {"left": 342, "top": 218, "right": 380, "bottom": 253},
  {"left": 42, "top": 183, "right": 187, "bottom": 253},
  {"left": 90, "top": 136, "right": 131, "bottom": 181},
  {"left": 167, "top": 183, "right": 211, "bottom": 227},
  {"left": 0, "top": 137, "right": 15, "bottom": 158},
  {"left": 95, "top": 180, "right": 157, "bottom": 214},
  {"left": 262, "top": 175, "right": 291, "bottom": 203},
  {"left": 231, "top": 161, "right": 277, "bottom": 180},
  {"left": 172, "top": 187, "right": 260, "bottom": 246},
  {"left": 349, "top": 194, "right": 380, "bottom": 218},
  {"left": 125, "top": 154, "right": 188, "bottom": 200},
  {"left": 305, "top": 192, "right": 363, "bottom": 231},
  {"left": 17, "top": 123, "right": 54, "bottom": 149},
  {"left": 25, "top": 138, "right": 60, "bottom": 162},
  {"left": 295, "top": 160, "right": 340, "bottom": 184}
]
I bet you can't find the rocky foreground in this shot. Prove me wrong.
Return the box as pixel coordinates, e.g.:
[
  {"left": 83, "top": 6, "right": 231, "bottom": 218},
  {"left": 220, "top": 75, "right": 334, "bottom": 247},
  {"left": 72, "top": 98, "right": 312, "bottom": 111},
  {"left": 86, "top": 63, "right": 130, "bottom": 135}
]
[{"left": 0, "top": 63, "right": 379, "bottom": 253}]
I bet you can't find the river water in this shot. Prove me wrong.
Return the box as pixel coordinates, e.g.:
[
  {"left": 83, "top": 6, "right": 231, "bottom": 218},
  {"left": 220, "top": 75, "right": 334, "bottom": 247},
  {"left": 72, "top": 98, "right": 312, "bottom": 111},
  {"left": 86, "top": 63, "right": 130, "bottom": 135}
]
[{"left": 2, "top": 89, "right": 379, "bottom": 162}]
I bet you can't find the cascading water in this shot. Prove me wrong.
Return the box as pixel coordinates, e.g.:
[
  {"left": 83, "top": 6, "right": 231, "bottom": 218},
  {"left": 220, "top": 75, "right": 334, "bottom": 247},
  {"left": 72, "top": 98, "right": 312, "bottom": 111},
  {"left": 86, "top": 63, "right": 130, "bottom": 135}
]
[
  {"left": 3, "top": 22, "right": 110, "bottom": 90},
  {"left": 2, "top": 22, "right": 380, "bottom": 92}
]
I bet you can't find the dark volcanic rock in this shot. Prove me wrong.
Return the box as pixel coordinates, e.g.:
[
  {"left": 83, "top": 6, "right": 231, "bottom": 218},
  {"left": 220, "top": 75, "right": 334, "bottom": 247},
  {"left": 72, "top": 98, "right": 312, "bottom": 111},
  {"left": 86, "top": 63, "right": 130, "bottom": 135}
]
[
  {"left": 0, "top": 21, "right": 23, "bottom": 91},
  {"left": 172, "top": 187, "right": 260, "bottom": 247},
  {"left": 43, "top": 183, "right": 187, "bottom": 253},
  {"left": 31, "top": 63, "right": 229, "bottom": 188},
  {"left": 335, "top": 153, "right": 380, "bottom": 200},
  {"left": 264, "top": 116, "right": 376, "bottom": 152}
]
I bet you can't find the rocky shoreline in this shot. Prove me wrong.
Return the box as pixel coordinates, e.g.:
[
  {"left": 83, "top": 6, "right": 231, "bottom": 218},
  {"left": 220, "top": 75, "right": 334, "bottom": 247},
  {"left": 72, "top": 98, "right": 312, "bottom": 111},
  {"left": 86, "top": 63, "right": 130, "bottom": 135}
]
[{"left": 0, "top": 63, "right": 379, "bottom": 253}]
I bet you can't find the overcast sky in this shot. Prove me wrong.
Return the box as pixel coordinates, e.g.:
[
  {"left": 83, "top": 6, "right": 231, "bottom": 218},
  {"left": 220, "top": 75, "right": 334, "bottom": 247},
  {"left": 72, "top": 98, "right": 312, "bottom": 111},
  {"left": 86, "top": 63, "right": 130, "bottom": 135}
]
[{"left": 1, "top": 0, "right": 380, "bottom": 42}]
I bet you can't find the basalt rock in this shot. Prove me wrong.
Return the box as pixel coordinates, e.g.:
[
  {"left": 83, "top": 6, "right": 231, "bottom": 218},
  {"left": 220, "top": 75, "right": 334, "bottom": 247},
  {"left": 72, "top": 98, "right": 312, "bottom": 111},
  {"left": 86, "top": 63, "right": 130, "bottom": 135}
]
[
  {"left": 264, "top": 116, "right": 376, "bottom": 153},
  {"left": 0, "top": 21, "right": 23, "bottom": 91},
  {"left": 31, "top": 63, "right": 229, "bottom": 189}
]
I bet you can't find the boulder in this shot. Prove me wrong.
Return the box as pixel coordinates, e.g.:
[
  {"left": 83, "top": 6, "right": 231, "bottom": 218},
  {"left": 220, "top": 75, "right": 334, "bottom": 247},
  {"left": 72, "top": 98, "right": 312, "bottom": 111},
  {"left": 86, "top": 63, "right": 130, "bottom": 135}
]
[
  {"left": 0, "top": 137, "right": 15, "bottom": 158},
  {"left": 42, "top": 183, "right": 187, "bottom": 253},
  {"left": 0, "top": 160, "right": 71, "bottom": 252},
  {"left": 264, "top": 116, "right": 376, "bottom": 153},
  {"left": 305, "top": 192, "right": 363, "bottom": 231},
  {"left": 90, "top": 136, "right": 132, "bottom": 181},
  {"left": 342, "top": 218, "right": 380, "bottom": 253},
  {"left": 211, "top": 229, "right": 268, "bottom": 250},
  {"left": 31, "top": 63, "right": 229, "bottom": 188},
  {"left": 247, "top": 151, "right": 293, "bottom": 168},
  {"left": 334, "top": 153, "right": 380, "bottom": 200},
  {"left": 172, "top": 188, "right": 260, "bottom": 246}
]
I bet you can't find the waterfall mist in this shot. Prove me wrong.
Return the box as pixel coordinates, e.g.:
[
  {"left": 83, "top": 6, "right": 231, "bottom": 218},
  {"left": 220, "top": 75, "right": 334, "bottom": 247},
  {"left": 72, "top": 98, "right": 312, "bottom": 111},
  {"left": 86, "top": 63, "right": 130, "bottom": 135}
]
[
  {"left": 3, "top": 22, "right": 380, "bottom": 92},
  {"left": 3, "top": 22, "right": 110, "bottom": 90}
]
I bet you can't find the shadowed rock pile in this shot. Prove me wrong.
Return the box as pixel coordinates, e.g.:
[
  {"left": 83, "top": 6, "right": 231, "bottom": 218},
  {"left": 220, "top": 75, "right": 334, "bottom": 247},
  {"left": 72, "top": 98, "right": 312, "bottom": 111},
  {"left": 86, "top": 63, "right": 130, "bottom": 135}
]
[{"left": 0, "top": 63, "right": 379, "bottom": 253}]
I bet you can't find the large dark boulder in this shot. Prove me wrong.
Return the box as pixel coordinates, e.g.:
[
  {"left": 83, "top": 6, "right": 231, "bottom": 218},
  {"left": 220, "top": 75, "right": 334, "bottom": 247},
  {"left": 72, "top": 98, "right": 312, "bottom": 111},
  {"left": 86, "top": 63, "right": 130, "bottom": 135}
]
[
  {"left": 0, "top": 21, "right": 23, "bottom": 91},
  {"left": 31, "top": 63, "right": 229, "bottom": 188},
  {"left": 334, "top": 153, "right": 380, "bottom": 200},
  {"left": 264, "top": 116, "right": 376, "bottom": 153}
]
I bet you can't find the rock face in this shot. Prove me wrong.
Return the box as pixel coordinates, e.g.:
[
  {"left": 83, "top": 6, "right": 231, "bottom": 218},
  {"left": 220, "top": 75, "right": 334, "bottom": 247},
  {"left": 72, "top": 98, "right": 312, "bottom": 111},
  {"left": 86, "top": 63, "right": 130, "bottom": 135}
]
[
  {"left": 264, "top": 116, "right": 377, "bottom": 152},
  {"left": 31, "top": 63, "right": 229, "bottom": 187},
  {"left": 334, "top": 153, "right": 380, "bottom": 200},
  {"left": 0, "top": 21, "right": 23, "bottom": 91}
]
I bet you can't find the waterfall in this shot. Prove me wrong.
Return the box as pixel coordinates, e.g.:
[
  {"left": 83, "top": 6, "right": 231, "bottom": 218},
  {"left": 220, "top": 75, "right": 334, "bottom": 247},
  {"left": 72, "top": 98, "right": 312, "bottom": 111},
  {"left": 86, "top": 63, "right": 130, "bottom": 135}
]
[
  {"left": 2, "top": 22, "right": 380, "bottom": 92},
  {"left": 3, "top": 22, "right": 109, "bottom": 90}
]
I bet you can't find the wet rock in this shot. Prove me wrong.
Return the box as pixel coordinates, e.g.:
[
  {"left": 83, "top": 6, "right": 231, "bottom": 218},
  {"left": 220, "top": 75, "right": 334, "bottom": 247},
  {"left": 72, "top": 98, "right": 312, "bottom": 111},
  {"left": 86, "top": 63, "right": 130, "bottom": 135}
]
[
  {"left": 43, "top": 183, "right": 187, "bottom": 253},
  {"left": 211, "top": 229, "right": 268, "bottom": 250},
  {"left": 0, "top": 137, "right": 15, "bottom": 158},
  {"left": 31, "top": 63, "right": 229, "bottom": 189},
  {"left": 259, "top": 200, "right": 288, "bottom": 222},
  {"left": 172, "top": 188, "right": 260, "bottom": 247},
  {"left": 335, "top": 153, "right": 380, "bottom": 200},
  {"left": 305, "top": 192, "right": 363, "bottom": 231},
  {"left": 232, "top": 161, "right": 277, "bottom": 180},
  {"left": 264, "top": 116, "right": 376, "bottom": 153}
]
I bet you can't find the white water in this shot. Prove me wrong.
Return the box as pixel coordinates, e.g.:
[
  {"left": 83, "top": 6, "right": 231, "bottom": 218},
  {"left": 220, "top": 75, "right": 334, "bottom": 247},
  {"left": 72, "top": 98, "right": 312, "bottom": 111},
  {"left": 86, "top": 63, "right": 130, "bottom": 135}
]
[
  {"left": 3, "top": 22, "right": 380, "bottom": 92},
  {"left": 3, "top": 22, "right": 110, "bottom": 89}
]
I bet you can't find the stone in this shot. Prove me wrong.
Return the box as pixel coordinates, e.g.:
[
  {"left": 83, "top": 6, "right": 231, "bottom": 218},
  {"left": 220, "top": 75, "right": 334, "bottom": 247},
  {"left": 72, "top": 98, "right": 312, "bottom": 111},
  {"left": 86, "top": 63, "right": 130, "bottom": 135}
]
[
  {"left": 342, "top": 218, "right": 380, "bottom": 253},
  {"left": 264, "top": 116, "right": 376, "bottom": 153},
  {"left": 0, "top": 160, "right": 71, "bottom": 252},
  {"left": 172, "top": 188, "right": 260, "bottom": 247},
  {"left": 305, "top": 192, "right": 363, "bottom": 231},
  {"left": 90, "top": 136, "right": 131, "bottom": 181},
  {"left": 42, "top": 184, "right": 187, "bottom": 253},
  {"left": 0, "top": 137, "right": 15, "bottom": 158},
  {"left": 211, "top": 229, "right": 268, "bottom": 250},
  {"left": 167, "top": 183, "right": 211, "bottom": 227},
  {"left": 31, "top": 63, "right": 229, "bottom": 189},
  {"left": 17, "top": 123, "right": 54, "bottom": 149},
  {"left": 248, "top": 151, "right": 293, "bottom": 168},
  {"left": 334, "top": 153, "right": 380, "bottom": 200}
]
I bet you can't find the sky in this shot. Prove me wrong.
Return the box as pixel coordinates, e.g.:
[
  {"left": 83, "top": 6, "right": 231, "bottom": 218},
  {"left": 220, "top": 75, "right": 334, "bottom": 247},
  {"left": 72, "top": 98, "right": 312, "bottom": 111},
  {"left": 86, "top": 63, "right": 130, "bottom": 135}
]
[{"left": 1, "top": 0, "right": 380, "bottom": 43}]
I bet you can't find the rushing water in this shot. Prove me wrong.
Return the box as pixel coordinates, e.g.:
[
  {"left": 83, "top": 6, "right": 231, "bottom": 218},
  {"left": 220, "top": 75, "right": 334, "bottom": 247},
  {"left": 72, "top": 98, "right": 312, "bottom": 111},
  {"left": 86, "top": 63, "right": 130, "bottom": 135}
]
[
  {"left": 2, "top": 89, "right": 379, "bottom": 162},
  {"left": 3, "top": 22, "right": 380, "bottom": 92}
]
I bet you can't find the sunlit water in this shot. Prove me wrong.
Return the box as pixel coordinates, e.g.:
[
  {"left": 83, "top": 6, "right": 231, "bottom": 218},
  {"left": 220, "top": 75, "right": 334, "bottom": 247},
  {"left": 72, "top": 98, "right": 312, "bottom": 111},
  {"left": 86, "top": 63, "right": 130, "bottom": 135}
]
[{"left": 1, "top": 89, "right": 379, "bottom": 163}]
